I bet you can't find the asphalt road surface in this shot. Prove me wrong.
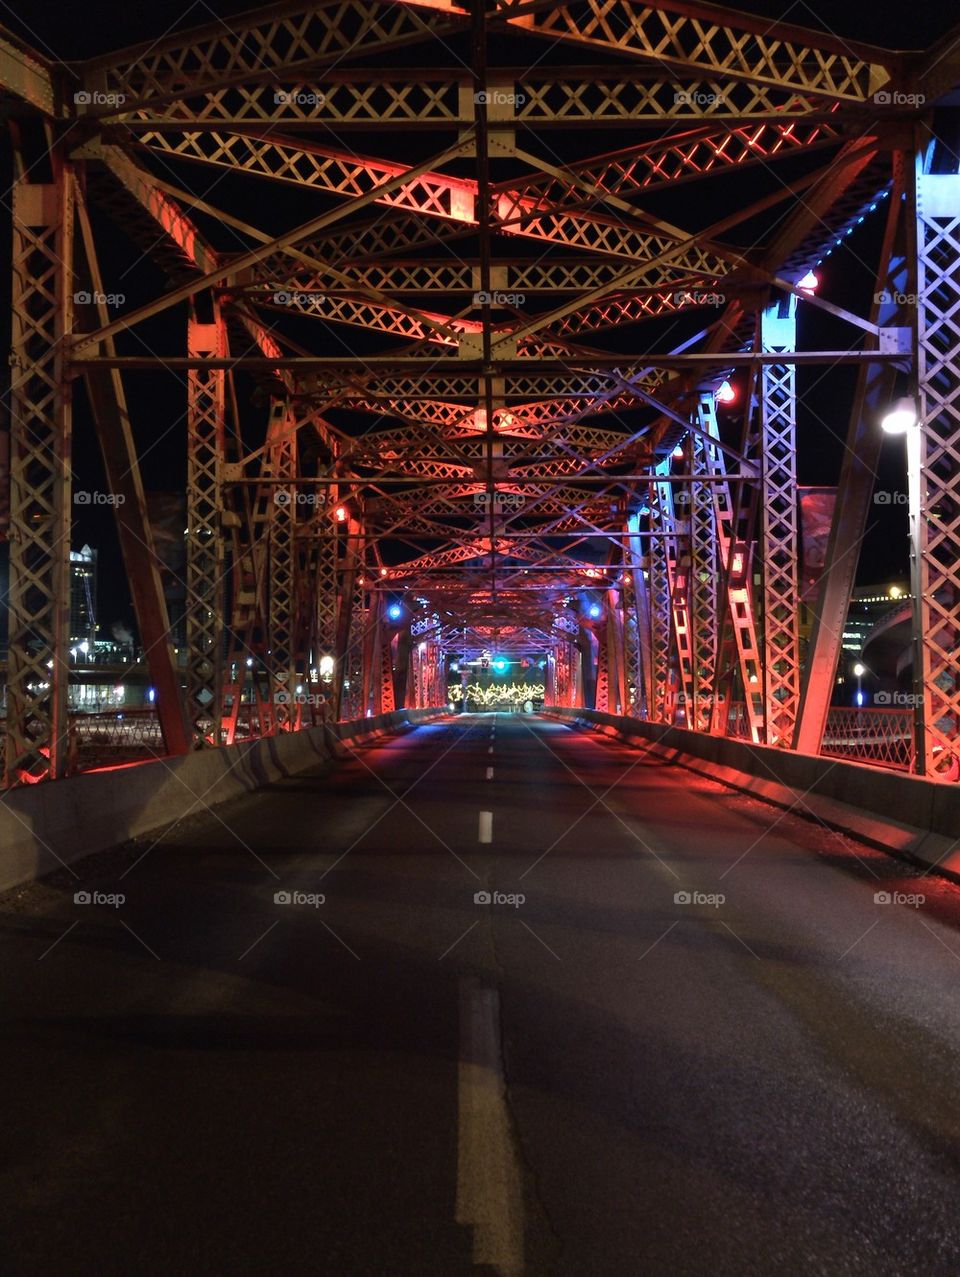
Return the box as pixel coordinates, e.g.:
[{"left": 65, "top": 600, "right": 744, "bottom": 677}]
[{"left": 5, "top": 713, "right": 960, "bottom": 1275}]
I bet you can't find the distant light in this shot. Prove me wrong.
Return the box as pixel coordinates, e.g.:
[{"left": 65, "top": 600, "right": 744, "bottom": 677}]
[
  {"left": 380, "top": 568, "right": 388, "bottom": 577},
  {"left": 855, "top": 690, "right": 864, "bottom": 706},
  {"left": 319, "top": 655, "right": 334, "bottom": 680},
  {"left": 492, "top": 657, "right": 508, "bottom": 672},
  {"left": 147, "top": 688, "right": 156, "bottom": 703},
  {"left": 797, "top": 269, "right": 819, "bottom": 293},
  {"left": 388, "top": 603, "right": 402, "bottom": 620},
  {"left": 889, "top": 585, "right": 904, "bottom": 600},
  {"left": 588, "top": 604, "right": 601, "bottom": 619},
  {"left": 246, "top": 657, "right": 254, "bottom": 667},
  {"left": 334, "top": 506, "right": 347, "bottom": 522},
  {"left": 881, "top": 397, "right": 917, "bottom": 435},
  {"left": 672, "top": 444, "right": 685, "bottom": 459},
  {"left": 853, "top": 662, "right": 866, "bottom": 677},
  {"left": 716, "top": 379, "right": 736, "bottom": 404}
]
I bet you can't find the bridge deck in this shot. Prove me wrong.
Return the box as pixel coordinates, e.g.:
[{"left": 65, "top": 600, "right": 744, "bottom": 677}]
[{"left": 3, "top": 715, "right": 960, "bottom": 1274}]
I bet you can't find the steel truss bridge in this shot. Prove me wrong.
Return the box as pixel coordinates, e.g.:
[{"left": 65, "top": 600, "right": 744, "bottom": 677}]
[{"left": 2, "top": 0, "right": 959, "bottom": 785}]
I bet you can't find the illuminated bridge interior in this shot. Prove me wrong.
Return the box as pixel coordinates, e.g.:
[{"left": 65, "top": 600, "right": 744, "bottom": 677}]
[{"left": 2, "top": 1, "right": 960, "bottom": 1273}]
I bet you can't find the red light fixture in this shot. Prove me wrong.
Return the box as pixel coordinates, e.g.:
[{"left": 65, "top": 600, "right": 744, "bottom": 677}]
[
  {"left": 334, "top": 505, "right": 347, "bottom": 522},
  {"left": 716, "top": 379, "right": 736, "bottom": 405}
]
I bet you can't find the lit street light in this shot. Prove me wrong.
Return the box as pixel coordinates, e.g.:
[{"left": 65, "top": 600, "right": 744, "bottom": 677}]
[
  {"left": 880, "top": 397, "right": 925, "bottom": 772},
  {"left": 880, "top": 396, "right": 918, "bottom": 435}
]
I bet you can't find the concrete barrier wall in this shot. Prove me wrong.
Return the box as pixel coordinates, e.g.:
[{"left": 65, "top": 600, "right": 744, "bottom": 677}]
[
  {"left": 0, "top": 709, "right": 443, "bottom": 893},
  {"left": 546, "top": 707, "right": 960, "bottom": 879}
]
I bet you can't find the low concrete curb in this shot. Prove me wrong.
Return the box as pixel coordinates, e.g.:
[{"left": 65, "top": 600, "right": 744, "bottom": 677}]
[
  {"left": 545, "top": 707, "right": 960, "bottom": 881},
  {"left": 0, "top": 708, "right": 444, "bottom": 893}
]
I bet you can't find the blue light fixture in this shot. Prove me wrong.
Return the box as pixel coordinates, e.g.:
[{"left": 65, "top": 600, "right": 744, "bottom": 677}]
[
  {"left": 388, "top": 603, "right": 402, "bottom": 620},
  {"left": 492, "top": 657, "right": 508, "bottom": 673},
  {"left": 588, "top": 604, "right": 601, "bottom": 619}
]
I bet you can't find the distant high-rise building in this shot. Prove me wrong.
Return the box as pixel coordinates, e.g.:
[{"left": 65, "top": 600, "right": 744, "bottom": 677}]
[
  {"left": 70, "top": 545, "right": 98, "bottom": 648},
  {"left": 842, "top": 583, "right": 910, "bottom": 659}
]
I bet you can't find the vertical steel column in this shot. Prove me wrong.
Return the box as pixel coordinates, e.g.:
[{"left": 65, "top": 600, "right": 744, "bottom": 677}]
[
  {"left": 552, "top": 640, "right": 568, "bottom": 705},
  {"left": 915, "top": 165, "right": 960, "bottom": 777},
  {"left": 335, "top": 515, "right": 364, "bottom": 721},
  {"left": 626, "top": 511, "right": 653, "bottom": 718},
  {"left": 5, "top": 171, "right": 74, "bottom": 784},
  {"left": 647, "top": 459, "right": 676, "bottom": 723},
  {"left": 311, "top": 513, "right": 339, "bottom": 721},
  {"left": 696, "top": 393, "right": 764, "bottom": 741},
  {"left": 759, "top": 305, "right": 801, "bottom": 746},
  {"left": 688, "top": 432, "right": 718, "bottom": 732},
  {"left": 378, "top": 615, "right": 397, "bottom": 715},
  {"left": 185, "top": 307, "right": 226, "bottom": 747},
  {"left": 606, "top": 586, "right": 627, "bottom": 716},
  {"left": 594, "top": 621, "right": 610, "bottom": 712},
  {"left": 363, "top": 593, "right": 382, "bottom": 716},
  {"left": 409, "top": 640, "right": 423, "bottom": 710},
  {"left": 659, "top": 459, "right": 696, "bottom": 722},
  {"left": 545, "top": 650, "right": 557, "bottom": 704},
  {"left": 793, "top": 171, "right": 907, "bottom": 754},
  {"left": 268, "top": 412, "right": 297, "bottom": 731},
  {"left": 342, "top": 579, "right": 366, "bottom": 721}
]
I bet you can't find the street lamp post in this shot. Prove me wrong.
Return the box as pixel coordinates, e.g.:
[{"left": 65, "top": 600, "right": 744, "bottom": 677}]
[
  {"left": 881, "top": 397, "right": 926, "bottom": 775},
  {"left": 853, "top": 661, "right": 866, "bottom": 707}
]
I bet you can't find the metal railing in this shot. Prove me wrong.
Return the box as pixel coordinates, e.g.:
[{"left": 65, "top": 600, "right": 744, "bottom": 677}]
[
  {"left": 820, "top": 706, "right": 914, "bottom": 771},
  {"left": 68, "top": 708, "right": 166, "bottom": 768},
  {"left": 0, "top": 709, "right": 166, "bottom": 780},
  {"left": 675, "top": 702, "right": 916, "bottom": 771}
]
